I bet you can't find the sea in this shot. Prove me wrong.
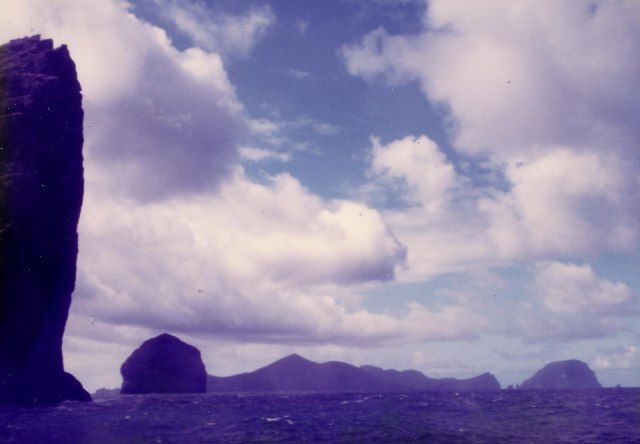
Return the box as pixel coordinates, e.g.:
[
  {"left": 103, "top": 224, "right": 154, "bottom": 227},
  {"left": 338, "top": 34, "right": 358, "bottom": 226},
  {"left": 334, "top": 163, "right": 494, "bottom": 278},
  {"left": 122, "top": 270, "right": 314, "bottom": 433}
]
[{"left": 1, "top": 389, "right": 638, "bottom": 443}]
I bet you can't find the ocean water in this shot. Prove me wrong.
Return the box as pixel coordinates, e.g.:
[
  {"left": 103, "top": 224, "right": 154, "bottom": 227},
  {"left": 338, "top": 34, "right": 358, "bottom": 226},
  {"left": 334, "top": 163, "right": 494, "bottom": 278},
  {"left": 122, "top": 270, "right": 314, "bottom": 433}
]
[{"left": 1, "top": 389, "right": 638, "bottom": 443}]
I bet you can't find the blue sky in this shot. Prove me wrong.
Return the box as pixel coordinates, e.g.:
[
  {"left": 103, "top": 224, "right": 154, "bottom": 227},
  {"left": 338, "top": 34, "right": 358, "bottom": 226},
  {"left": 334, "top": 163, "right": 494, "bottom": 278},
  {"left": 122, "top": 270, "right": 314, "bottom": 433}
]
[
  {"left": 134, "top": 0, "right": 452, "bottom": 199},
  {"left": 2, "top": 0, "right": 639, "bottom": 390}
]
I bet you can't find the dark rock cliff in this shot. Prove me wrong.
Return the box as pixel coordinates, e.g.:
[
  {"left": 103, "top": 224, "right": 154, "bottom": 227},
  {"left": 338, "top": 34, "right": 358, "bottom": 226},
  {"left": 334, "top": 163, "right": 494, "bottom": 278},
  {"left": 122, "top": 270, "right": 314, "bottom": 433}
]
[
  {"left": 0, "top": 35, "right": 89, "bottom": 405},
  {"left": 121, "top": 334, "right": 207, "bottom": 394},
  {"left": 519, "top": 360, "right": 602, "bottom": 389}
]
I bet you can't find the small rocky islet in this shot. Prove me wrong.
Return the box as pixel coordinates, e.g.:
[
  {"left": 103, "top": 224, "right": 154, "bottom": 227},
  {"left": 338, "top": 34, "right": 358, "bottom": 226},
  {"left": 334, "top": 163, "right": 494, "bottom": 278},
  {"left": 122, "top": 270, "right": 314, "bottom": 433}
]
[
  {"left": 120, "top": 333, "right": 207, "bottom": 394},
  {"left": 519, "top": 359, "right": 602, "bottom": 390}
]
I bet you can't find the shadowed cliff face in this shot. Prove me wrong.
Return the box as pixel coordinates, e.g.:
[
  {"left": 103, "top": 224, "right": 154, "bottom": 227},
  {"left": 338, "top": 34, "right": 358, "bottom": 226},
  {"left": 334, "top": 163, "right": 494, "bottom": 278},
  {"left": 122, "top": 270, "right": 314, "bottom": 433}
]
[{"left": 0, "top": 35, "right": 90, "bottom": 405}]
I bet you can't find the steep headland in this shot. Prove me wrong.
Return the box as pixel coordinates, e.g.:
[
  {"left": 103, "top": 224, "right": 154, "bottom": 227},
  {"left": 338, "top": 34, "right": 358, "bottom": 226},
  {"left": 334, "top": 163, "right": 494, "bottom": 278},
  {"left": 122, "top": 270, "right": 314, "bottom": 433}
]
[
  {"left": 520, "top": 360, "right": 601, "bottom": 389},
  {"left": 0, "top": 35, "right": 89, "bottom": 405},
  {"left": 207, "top": 354, "right": 500, "bottom": 392},
  {"left": 121, "top": 334, "right": 207, "bottom": 394}
]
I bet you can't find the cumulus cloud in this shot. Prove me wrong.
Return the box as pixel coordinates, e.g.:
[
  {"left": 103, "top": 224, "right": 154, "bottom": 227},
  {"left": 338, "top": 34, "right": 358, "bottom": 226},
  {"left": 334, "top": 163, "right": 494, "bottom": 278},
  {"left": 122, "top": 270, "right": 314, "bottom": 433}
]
[
  {"left": 349, "top": 1, "right": 640, "bottom": 278},
  {"left": 480, "top": 149, "right": 640, "bottom": 258},
  {"left": 341, "top": 0, "right": 640, "bottom": 160},
  {"left": 499, "top": 262, "right": 637, "bottom": 342},
  {"left": 364, "top": 132, "right": 640, "bottom": 289},
  {"left": 534, "top": 262, "right": 635, "bottom": 316},
  {"left": 72, "top": 166, "right": 411, "bottom": 342},
  {"left": 152, "top": 0, "right": 275, "bottom": 57},
  {"left": 370, "top": 135, "right": 459, "bottom": 211},
  {"left": 364, "top": 135, "right": 488, "bottom": 279}
]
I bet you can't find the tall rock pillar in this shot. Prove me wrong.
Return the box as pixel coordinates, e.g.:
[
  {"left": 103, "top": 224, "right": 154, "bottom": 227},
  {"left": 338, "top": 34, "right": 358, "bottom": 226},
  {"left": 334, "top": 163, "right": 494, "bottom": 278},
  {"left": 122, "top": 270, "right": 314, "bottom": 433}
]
[{"left": 0, "top": 35, "right": 90, "bottom": 404}]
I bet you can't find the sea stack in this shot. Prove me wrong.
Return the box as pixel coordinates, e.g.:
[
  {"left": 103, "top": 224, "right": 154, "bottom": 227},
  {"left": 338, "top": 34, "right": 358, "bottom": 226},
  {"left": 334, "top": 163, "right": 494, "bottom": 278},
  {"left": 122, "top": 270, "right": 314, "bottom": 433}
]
[
  {"left": 0, "top": 36, "right": 89, "bottom": 404},
  {"left": 121, "top": 334, "right": 207, "bottom": 394},
  {"left": 520, "top": 360, "right": 602, "bottom": 389}
]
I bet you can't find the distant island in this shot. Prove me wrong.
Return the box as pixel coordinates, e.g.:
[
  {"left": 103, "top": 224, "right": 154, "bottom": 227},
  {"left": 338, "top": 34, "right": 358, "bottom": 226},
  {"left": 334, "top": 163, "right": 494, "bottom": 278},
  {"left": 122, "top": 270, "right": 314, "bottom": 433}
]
[
  {"left": 208, "top": 354, "right": 501, "bottom": 392},
  {"left": 519, "top": 360, "right": 602, "bottom": 390}
]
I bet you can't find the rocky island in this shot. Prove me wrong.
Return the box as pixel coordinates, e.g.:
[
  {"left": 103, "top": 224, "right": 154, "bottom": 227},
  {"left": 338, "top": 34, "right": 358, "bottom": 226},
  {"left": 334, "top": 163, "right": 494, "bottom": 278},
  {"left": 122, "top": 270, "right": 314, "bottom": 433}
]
[
  {"left": 121, "top": 333, "right": 207, "bottom": 394},
  {"left": 0, "top": 36, "right": 90, "bottom": 405},
  {"left": 360, "top": 364, "right": 501, "bottom": 391},
  {"left": 207, "top": 354, "right": 501, "bottom": 392},
  {"left": 520, "top": 360, "right": 601, "bottom": 389}
]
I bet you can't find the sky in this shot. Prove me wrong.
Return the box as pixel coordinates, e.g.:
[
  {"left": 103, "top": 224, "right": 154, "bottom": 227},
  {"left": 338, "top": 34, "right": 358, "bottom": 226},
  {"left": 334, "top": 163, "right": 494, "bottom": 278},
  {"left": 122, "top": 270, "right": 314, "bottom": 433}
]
[{"left": 1, "top": 0, "right": 639, "bottom": 391}]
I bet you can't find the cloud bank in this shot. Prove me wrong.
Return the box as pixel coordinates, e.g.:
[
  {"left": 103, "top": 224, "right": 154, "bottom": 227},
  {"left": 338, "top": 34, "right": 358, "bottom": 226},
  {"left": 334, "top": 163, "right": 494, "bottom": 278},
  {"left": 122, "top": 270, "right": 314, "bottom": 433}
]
[
  {"left": 343, "top": 0, "right": 640, "bottom": 279},
  {"left": 341, "top": 0, "right": 640, "bottom": 160},
  {"left": 0, "top": 0, "right": 470, "bottom": 353}
]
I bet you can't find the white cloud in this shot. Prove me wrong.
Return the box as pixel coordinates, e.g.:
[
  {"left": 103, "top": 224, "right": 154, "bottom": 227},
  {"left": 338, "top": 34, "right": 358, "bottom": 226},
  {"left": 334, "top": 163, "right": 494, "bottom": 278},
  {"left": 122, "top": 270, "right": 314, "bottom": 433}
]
[
  {"left": 239, "top": 146, "right": 291, "bottom": 163},
  {"left": 247, "top": 117, "right": 286, "bottom": 146},
  {"left": 341, "top": 0, "right": 640, "bottom": 161},
  {"left": 73, "top": 166, "right": 410, "bottom": 342},
  {"left": 593, "top": 345, "right": 639, "bottom": 371},
  {"left": 245, "top": 115, "right": 338, "bottom": 156},
  {"left": 494, "top": 261, "right": 638, "bottom": 342},
  {"left": 344, "top": 0, "right": 640, "bottom": 276},
  {"left": 2, "top": 0, "right": 148, "bottom": 104},
  {"left": 480, "top": 149, "right": 640, "bottom": 258},
  {"left": 534, "top": 262, "right": 635, "bottom": 316},
  {"left": 365, "top": 135, "right": 640, "bottom": 281},
  {"left": 365, "top": 135, "right": 490, "bottom": 279},
  {"left": 155, "top": 0, "right": 275, "bottom": 57},
  {"left": 370, "top": 135, "right": 459, "bottom": 212}
]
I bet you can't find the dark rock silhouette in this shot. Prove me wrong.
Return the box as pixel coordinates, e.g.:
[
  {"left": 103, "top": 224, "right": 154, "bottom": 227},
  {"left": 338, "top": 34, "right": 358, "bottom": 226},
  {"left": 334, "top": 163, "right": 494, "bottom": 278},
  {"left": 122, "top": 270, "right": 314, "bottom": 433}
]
[
  {"left": 208, "top": 354, "right": 387, "bottom": 392},
  {"left": 0, "top": 36, "right": 89, "bottom": 405},
  {"left": 360, "top": 365, "right": 501, "bottom": 391},
  {"left": 207, "top": 354, "right": 501, "bottom": 392},
  {"left": 121, "top": 334, "right": 207, "bottom": 394},
  {"left": 519, "top": 360, "right": 601, "bottom": 389}
]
